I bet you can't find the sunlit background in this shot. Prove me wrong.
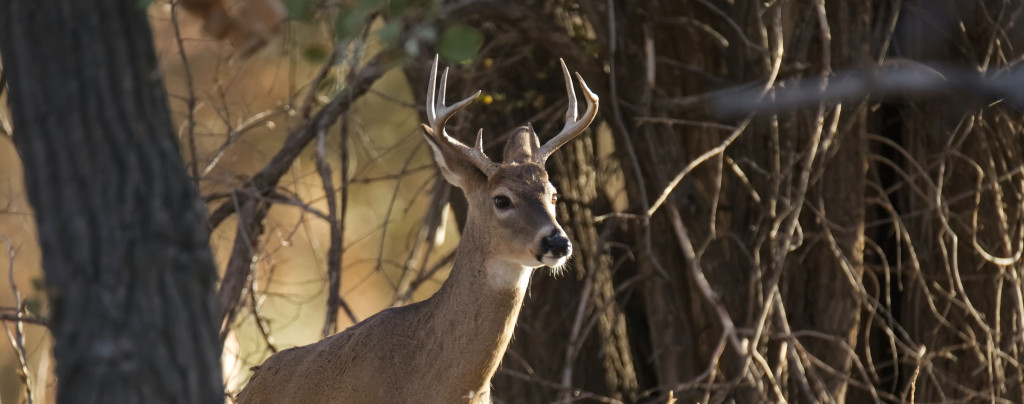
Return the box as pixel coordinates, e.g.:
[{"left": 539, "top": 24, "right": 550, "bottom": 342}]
[{"left": 0, "top": 2, "right": 470, "bottom": 401}]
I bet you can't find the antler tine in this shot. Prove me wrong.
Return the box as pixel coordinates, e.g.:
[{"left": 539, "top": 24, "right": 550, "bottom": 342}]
[
  {"left": 426, "top": 55, "right": 440, "bottom": 125},
  {"left": 536, "top": 59, "right": 599, "bottom": 163},
  {"left": 561, "top": 59, "right": 578, "bottom": 124},
  {"left": 475, "top": 129, "right": 485, "bottom": 153},
  {"left": 423, "top": 55, "right": 495, "bottom": 176},
  {"left": 439, "top": 67, "right": 449, "bottom": 110},
  {"left": 433, "top": 69, "right": 480, "bottom": 135}
]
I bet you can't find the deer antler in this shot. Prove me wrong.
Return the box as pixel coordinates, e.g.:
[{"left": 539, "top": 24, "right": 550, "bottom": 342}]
[
  {"left": 422, "top": 55, "right": 497, "bottom": 177},
  {"left": 535, "top": 59, "right": 600, "bottom": 163}
]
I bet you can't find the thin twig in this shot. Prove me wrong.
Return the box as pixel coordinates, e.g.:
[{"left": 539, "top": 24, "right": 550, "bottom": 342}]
[
  {"left": 558, "top": 268, "right": 594, "bottom": 402},
  {"left": 646, "top": 116, "right": 752, "bottom": 217},
  {"left": 0, "top": 313, "right": 47, "bottom": 327},
  {"left": 1, "top": 238, "right": 31, "bottom": 403},
  {"left": 248, "top": 270, "right": 278, "bottom": 354},
  {"left": 319, "top": 116, "right": 357, "bottom": 336},
  {"left": 201, "top": 106, "right": 291, "bottom": 178},
  {"left": 499, "top": 368, "right": 625, "bottom": 404},
  {"left": 373, "top": 144, "right": 421, "bottom": 277},
  {"left": 215, "top": 54, "right": 390, "bottom": 336},
  {"left": 298, "top": 46, "right": 341, "bottom": 121},
  {"left": 170, "top": 0, "right": 199, "bottom": 182},
  {"left": 316, "top": 122, "right": 342, "bottom": 337},
  {"left": 207, "top": 54, "right": 390, "bottom": 229},
  {"left": 667, "top": 206, "right": 744, "bottom": 354}
]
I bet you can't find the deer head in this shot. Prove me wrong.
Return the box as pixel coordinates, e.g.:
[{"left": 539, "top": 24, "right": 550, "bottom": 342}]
[{"left": 421, "top": 55, "right": 598, "bottom": 271}]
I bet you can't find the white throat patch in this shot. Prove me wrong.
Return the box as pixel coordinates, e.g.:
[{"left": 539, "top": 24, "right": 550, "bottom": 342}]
[{"left": 484, "top": 260, "right": 534, "bottom": 291}]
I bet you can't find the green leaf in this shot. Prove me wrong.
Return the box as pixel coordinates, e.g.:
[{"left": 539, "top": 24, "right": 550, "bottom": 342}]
[
  {"left": 385, "top": 0, "right": 416, "bottom": 15},
  {"left": 30, "top": 277, "right": 44, "bottom": 292},
  {"left": 378, "top": 21, "right": 402, "bottom": 48},
  {"left": 357, "top": 0, "right": 383, "bottom": 8},
  {"left": 335, "top": 7, "right": 370, "bottom": 40},
  {"left": 284, "top": 0, "right": 316, "bottom": 22},
  {"left": 302, "top": 44, "right": 330, "bottom": 63},
  {"left": 438, "top": 24, "right": 483, "bottom": 63}
]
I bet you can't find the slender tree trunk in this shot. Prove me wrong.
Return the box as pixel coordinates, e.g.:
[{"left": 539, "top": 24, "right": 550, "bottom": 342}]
[{"left": 0, "top": 1, "right": 223, "bottom": 403}]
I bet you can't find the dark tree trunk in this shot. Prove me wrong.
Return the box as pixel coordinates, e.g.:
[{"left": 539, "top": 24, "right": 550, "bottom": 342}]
[{"left": 0, "top": 1, "right": 223, "bottom": 403}]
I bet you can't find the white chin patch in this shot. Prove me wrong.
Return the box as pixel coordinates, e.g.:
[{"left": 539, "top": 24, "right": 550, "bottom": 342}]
[{"left": 541, "top": 254, "right": 568, "bottom": 268}]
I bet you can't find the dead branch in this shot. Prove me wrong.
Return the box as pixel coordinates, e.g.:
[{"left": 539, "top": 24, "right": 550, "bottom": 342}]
[
  {"left": 1, "top": 238, "right": 31, "bottom": 403},
  {"left": 216, "top": 53, "right": 391, "bottom": 338}
]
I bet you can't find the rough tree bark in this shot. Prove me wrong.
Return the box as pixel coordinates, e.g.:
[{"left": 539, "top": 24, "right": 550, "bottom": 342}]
[{"left": 0, "top": 1, "right": 222, "bottom": 403}]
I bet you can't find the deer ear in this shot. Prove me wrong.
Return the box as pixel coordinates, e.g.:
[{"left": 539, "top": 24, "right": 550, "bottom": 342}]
[
  {"left": 503, "top": 125, "right": 541, "bottom": 164},
  {"left": 422, "top": 126, "right": 486, "bottom": 189}
]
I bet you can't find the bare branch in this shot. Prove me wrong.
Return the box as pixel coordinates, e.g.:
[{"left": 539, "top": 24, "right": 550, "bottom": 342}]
[
  {"left": 170, "top": 0, "right": 199, "bottom": 182},
  {"left": 217, "top": 53, "right": 391, "bottom": 338},
  {"left": 319, "top": 117, "right": 357, "bottom": 337},
  {"left": 1, "top": 238, "right": 31, "bottom": 403}
]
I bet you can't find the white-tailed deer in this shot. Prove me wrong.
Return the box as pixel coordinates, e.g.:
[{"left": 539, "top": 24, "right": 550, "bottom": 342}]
[{"left": 235, "top": 56, "right": 598, "bottom": 404}]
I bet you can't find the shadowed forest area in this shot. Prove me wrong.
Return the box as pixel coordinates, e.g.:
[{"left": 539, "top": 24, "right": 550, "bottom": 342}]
[{"left": 1, "top": 0, "right": 1024, "bottom": 403}]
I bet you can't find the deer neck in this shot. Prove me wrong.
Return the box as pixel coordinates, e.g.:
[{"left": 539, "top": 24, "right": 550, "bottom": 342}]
[{"left": 427, "top": 214, "right": 534, "bottom": 392}]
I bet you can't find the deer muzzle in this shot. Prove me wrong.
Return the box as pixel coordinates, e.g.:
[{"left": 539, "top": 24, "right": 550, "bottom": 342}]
[{"left": 539, "top": 229, "right": 572, "bottom": 266}]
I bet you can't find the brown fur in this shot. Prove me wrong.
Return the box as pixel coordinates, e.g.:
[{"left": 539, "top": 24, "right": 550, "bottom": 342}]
[
  {"left": 235, "top": 235, "right": 526, "bottom": 403},
  {"left": 236, "top": 157, "right": 563, "bottom": 404}
]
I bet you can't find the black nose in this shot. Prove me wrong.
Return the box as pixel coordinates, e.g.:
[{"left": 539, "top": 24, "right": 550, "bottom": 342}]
[{"left": 541, "top": 230, "right": 571, "bottom": 258}]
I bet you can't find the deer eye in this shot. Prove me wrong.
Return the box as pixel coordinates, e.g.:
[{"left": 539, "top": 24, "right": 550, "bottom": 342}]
[
  {"left": 493, "top": 195, "right": 512, "bottom": 209},
  {"left": 551, "top": 194, "right": 559, "bottom": 205}
]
